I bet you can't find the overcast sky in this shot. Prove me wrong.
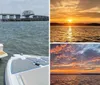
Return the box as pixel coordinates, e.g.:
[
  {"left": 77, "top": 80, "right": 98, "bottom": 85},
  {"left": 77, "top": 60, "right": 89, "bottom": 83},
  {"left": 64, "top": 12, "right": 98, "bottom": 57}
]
[
  {"left": 0, "top": 0, "right": 49, "bottom": 15},
  {"left": 51, "top": 0, "right": 100, "bottom": 23}
]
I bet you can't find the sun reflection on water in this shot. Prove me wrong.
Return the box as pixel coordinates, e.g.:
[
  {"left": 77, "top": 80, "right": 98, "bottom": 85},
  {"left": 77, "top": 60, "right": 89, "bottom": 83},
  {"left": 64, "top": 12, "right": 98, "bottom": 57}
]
[{"left": 67, "top": 26, "right": 72, "bottom": 42}]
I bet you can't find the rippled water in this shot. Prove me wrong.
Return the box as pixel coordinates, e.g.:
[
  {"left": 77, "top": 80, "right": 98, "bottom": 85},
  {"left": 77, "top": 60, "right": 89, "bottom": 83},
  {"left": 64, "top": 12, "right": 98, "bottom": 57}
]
[
  {"left": 0, "top": 21, "right": 49, "bottom": 84},
  {"left": 51, "top": 74, "right": 100, "bottom": 85},
  {"left": 51, "top": 26, "right": 100, "bottom": 42}
]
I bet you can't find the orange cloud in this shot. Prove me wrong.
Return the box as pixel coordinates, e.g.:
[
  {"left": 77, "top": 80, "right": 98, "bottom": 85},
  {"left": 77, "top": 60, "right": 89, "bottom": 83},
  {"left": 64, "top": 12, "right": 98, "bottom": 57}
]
[
  {"left": 51, "top": 0, "right": 100, "bottom": 23},
  {"left": 65, "top": 45, "right": 75, "bottom": 52},
  {"left": 50, "top": 44, "right": 75, "bottom": 54},
  {"left": 50, "top": 44, "right": 66, "bottom": 54}
]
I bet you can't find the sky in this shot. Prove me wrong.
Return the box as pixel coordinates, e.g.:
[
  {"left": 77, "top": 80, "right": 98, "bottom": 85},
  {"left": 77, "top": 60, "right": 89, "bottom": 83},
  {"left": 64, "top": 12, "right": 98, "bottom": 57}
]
[
  {"left": 0, "top": 0, "right": 49, "bottom": 15},
  {"left": 51, "top": 0, "right": 100, "bottom": 23},
  {"left": 51, "top": 44, "right": 100, "bottom": 74}
]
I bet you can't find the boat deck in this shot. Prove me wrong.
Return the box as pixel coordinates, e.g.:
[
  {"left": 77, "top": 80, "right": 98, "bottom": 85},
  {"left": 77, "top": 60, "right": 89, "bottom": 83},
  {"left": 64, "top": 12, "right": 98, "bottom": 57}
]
[
  {"left": 11, "top": 56, "right": 48, "bottom": 74},
  {"left": 20, "top": 66, "right": 49, "bottom": 85},
  {"left": 5, "top": 54, "right": 49, "bottom": 85}
]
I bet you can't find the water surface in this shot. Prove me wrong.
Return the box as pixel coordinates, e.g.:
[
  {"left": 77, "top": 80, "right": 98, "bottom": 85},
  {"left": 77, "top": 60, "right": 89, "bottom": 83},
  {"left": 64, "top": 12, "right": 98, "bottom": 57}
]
[
  {"left": 0, "top": 21, "right": 49, "bottom": 84},
  {"left": 51, "top": 26, "right": 100, "bottom": 42},
  {"left": 51, "top": 74, "right": 100, "bottom": 85}
]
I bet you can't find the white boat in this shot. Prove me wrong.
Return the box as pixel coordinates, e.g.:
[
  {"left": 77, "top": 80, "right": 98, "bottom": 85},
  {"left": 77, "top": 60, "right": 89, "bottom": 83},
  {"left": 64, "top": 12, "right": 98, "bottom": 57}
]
[
  {"left": 5, "top": 54, "right": 49, "bottom": 85},
  {"left": 0, "top": 43, "right": 8, "bottom": 58}
]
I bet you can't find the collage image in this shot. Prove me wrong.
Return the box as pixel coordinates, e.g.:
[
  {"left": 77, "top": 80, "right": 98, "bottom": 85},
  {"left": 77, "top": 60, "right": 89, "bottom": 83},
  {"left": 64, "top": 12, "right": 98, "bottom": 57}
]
[
  {"left": 0, "top": 0, "right": 99, "bottom": 85},
  {"left": 50, "top": 0, "right": 100, "bottom": 85}
]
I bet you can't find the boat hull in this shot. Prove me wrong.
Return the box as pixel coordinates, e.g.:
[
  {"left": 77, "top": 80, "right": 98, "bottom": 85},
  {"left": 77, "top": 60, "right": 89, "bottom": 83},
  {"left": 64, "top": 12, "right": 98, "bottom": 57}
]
[{"left": 5, "top": 54, "right": 49, "bottom": 85}]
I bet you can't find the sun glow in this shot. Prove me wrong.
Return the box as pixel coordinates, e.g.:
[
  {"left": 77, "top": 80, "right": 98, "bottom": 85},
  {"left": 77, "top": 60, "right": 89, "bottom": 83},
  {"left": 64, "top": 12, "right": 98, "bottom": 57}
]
[{"left": 67, "top": 19, "right": 73, "bottom": 23}]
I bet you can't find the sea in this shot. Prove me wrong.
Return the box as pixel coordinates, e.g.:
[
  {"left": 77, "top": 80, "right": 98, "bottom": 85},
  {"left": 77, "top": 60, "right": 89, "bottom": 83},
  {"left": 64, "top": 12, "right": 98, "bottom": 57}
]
[
  {"left": 51, "top": 26, "right": 100, "bottom": 42},
  {"left": 0, "top": 21, "right": 49, "bottom": 84},
  {"left": 51, "top": 74, "right": 100, "bottom": 85}
]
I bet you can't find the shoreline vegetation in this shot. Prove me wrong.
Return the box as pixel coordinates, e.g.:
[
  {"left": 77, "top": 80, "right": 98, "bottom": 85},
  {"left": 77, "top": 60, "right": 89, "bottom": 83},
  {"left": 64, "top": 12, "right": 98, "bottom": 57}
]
[{"left": 51, "top": 22, "right": 100, "bottom": 26}]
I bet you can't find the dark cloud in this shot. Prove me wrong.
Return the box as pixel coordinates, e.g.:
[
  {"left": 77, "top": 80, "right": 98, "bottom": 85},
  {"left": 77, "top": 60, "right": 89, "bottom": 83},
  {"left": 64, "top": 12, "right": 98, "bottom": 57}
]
[
  {"left": 50, "top": 53, "right": 57, "bottom": 61},
  {"left": 51, "top": 44, "right": 100, "bottom": 68},
  {"left": 98, "top": 45, "right": 100, "bottom": 48},
  {"left": 75, "top": 12, "right": 100, "bottom": 18},
  {"left": 78, "top": 0, "right": 100, "bottom": 10},
  {"left": 51, "top": 0, "right": 62, "bottom": 7},
  {"left": 74, "top": 53, "right": 83, "bottom": 60},
  {"left": 83, "top": 49, "right": 100, "bottom": 59},
  {"left": 51, "top": 0, "right": 78, "bottom": 8},
  {"left": 51, "top": 0, "right": 60, "bottom": 4},
  {"left": 73, "top": 44, "right": 86, "bottom": 52}
]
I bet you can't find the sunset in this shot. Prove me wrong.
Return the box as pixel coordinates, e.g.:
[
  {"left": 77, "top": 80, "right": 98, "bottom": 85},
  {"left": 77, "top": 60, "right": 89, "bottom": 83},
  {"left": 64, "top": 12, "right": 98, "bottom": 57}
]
[
  {"left": 50, "top": 44, "right": 100, "bottom": 74},
  {"left": 50, "top": 0, "right": 100, "bottom": 84},
  {"left": 50, "top": 0, "right": 100, "bottom": 42},
  {"left": 67, "top": 19, "right": 73, "bottom": 23},
  {"left": 51, "top": 0, "right": 100, "bottom": 23}
]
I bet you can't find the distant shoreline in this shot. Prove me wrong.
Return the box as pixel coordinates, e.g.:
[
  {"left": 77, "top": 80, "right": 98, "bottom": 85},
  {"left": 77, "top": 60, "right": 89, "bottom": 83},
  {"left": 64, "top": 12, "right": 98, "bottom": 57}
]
[
  {"left": 51, "top": 73, "right": 100, "bottom": 75},
  {"left": 51, "top": 22, "right": 100, "bottom": 26}
]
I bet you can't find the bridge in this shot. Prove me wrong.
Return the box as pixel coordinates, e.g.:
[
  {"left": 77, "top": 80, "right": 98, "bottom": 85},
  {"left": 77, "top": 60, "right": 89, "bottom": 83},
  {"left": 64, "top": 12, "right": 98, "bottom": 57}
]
[
  {"left": 0, "top": 14, "right": 21, "bottom": 20},
  {"left": 0, "top": 10, "right": 49, "bottom": 21},
  {"left": 0, "top": 10, "right": 34, "bottom": 21}
]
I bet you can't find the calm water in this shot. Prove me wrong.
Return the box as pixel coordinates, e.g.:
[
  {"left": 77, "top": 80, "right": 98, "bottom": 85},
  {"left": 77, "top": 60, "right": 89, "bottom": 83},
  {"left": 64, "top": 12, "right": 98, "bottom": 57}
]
[
  {"left": 51, "top": 26, "right": 100, "bottom": 42},
  {"left": 0, "top": 21, "right": 49, "bottom": 84},
  {"left": 51, "top": 74, "right": 100, "bottom": 85}
]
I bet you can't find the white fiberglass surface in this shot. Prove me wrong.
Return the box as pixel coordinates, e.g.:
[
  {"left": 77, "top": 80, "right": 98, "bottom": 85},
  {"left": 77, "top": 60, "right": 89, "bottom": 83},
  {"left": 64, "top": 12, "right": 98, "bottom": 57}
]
[
  {"left": 20, "top": 66, "right": 49, "bottom": 85},
  {"left": 11, "top": 57, "right": 48, "bottom": 74}
]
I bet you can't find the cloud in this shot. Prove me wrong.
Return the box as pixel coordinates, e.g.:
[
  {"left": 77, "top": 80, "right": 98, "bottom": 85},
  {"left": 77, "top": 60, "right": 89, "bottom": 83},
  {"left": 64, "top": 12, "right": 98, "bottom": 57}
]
[
  {"left": 78, "top": 0, "right": 100, "bottom": 10},
  {"left": 51, "top": 0, "right": 78, "bottom": 8},
  {"left": 86, "top": 57, "right": 100, "bottom": 64},
  {"left": 50, "top": 44, "right": 76, "bottom": 56},
  {"left": 51, "top": 10, "right": 100, "bottom": 18},
  {"left": 50, "top": 44, "right": 66, "bottom": 54},
  {"left": 51, "top": 44, "right": 100, "bottom": 70},
  {"left": 51, "top": 0, "right": 100, "bottom": 22},
  {"left": 83, "top": 49, "right": 100, "bottom": 59},
  {"left": 75, "top": 12, "right": 100, "bottom": 18},
  {"left": 51, "top": 0, "right": 61, "bottom": 7},
  {"left": 52, "top": 54, "right": 77, "bottom": 65}
]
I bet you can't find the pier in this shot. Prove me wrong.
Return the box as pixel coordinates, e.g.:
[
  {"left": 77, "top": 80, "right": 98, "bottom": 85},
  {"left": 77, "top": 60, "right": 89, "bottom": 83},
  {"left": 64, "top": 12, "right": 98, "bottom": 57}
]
[{"left": 0, "top": 10, "right": 49, "bottom": 21}]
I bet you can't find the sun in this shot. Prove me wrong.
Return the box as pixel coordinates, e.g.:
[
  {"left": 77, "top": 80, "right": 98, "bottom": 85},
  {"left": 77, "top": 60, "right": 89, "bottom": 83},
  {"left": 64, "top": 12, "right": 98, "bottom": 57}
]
[{"left": 67, "top": 19, "right": 73, "bottom": 23}]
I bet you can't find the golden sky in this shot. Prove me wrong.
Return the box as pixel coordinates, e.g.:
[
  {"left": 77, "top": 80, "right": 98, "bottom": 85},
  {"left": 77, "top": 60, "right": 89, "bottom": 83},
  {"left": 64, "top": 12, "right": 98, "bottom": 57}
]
[
  {"left": 51, "top": 0, "right": 100, "bottom": 23},
  {"left": 51, "top": 68, "right": 100, "bottom": 74}
]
